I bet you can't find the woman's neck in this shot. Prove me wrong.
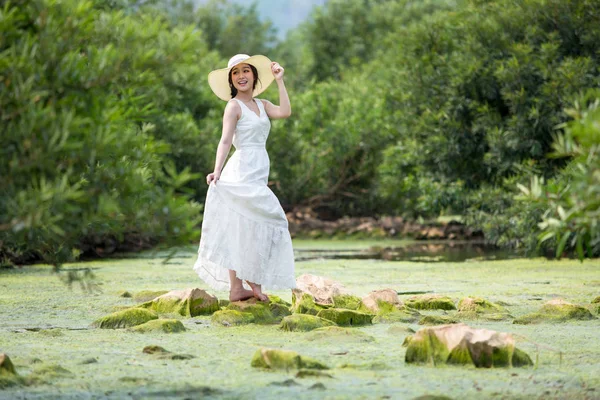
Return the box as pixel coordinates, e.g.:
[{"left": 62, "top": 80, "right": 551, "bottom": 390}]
[{"left": 235, "top": 93, "right": 254, "bottom": 103}]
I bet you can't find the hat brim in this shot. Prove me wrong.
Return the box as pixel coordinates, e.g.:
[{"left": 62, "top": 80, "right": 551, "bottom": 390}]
[{"left": 208, "top": 55, "right": 275, "bottom": 101}]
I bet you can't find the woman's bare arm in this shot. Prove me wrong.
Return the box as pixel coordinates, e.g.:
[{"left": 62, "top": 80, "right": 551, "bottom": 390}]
[
  {"left": 206, "top": 100, "right": 240, "bottom": 185},
  {"left": 264, "top": 62, "right": 291, "bottom": 119}
]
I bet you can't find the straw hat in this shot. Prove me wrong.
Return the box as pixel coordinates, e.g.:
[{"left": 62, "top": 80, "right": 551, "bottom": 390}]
[{"left": 208, "top": 54, "right": 275, "bottom": 101}]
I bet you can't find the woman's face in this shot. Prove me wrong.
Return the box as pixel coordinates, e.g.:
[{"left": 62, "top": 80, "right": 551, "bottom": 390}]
[{"left": 230, "top": 63, "right": 255, "bottom": 93}]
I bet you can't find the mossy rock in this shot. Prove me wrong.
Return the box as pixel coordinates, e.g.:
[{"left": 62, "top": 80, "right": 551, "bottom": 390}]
[
  {"left": 513, "top": 299, "right": 594, "bottom": 324},
  {"left": 227, "top": 302, "right": 277, "bottom": 324},
  {"left": 316, "top": 308, "right": 373, "bottom": 326},
  {"left": 592, "top": 296, "right": 600, "bottom": 304},
  {"left": 280, "top": 314, "right": 336, "bottom": 332},
  {"left": 405, "top": 295, "right": 456, "bottom": 311},
  {"left": 142, "top": 345, "right": 194, "bottom": 360},
  {"left": 0, "top": 354, "right": 17, "bottom": 376},
  {"left": 218, "top": 299, "right": 230, "bottom": 308},
  {"left": 332, "top": 294, "right": 362, "bottom": 310},
  {"left": 142, "top": 288, "right": 219, "bottom": 317},
  {"left": 28, "top": 364, "right": 74, "bottom": 384},
  {"left": 305, "top": 326, "right": 374, "bottom": 342},
  {"left": 0, "top": 375, "right": 26, "bottom": 389},
  {"left": 133, "top": 290, "right": 169, "bottom": 302},
  {"left": 291, "top": 293, "right": 328, "bottom": 315},
  {"left": 268, "top": 295, "right": 292, "bottom": 307},
  {"left": 251, "top": 348, "right": 328, "bottom": 370},
  {"left": 457, "top": 297, "right": 507, "bottom": 313},
  {"left": 118, "top": 291, "right": 132, "bottom": 298},
  {"left": 419, "top": 315, "right": 460, "bottom": 325},
  {"left": 211, "top": 310, "right": 255, "bottom": 326},
  {"left": 372, "top": 302, "right": 420, "bottom": 324},
  {"left": 92, "top": 307, "right": 158, "bottom": 329},
  {"left": 130, "top": 319, "right": 186, "bottom": 333},
  {"left": 269, "top": 303, "right": 292, "bottom": 319},
  {"left": 405, "top": 324, "right": 533, "bottom": 368},
  {"left": 295, "top": 369, "right": 334, "bottom": 379}
]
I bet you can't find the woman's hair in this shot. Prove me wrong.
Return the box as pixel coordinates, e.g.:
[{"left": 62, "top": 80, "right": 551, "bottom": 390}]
[{"left": 228, "top": 64, "right": 260, "bottom": 98}]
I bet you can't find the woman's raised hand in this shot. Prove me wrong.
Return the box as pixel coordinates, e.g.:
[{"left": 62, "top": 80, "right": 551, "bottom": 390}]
[
  {"left": 271, "top": 62, "right": 284, "bottom": 81},
  {"left": 206, "top": 171, "right": 220, "bottom": 185}
]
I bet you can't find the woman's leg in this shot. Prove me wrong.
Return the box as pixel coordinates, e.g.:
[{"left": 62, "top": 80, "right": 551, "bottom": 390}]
[{"left": 229, "top": 270, "right": 254, "bottom": 301}]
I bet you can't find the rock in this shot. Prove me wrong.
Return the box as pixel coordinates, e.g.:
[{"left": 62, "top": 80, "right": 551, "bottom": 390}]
[
  {"left": 309, "top": 382, "right": 327, "bottom": 390},
  {"left": 418, "top": 315, "right": 460, "bottom": 325},
  {"left": 31, "top": 364, "right": 74, "bottom": 379},
  {"left": 211, "top": 310, "right": 255, "bottom": 326},
  {"left": 291, "top": 293, "right": 329, "bottom": 315},
  {"left": 0, "top": 354, "right": 17, "bottom": 376},
  {"left": 295, "top": 369, "right": 333, "bottom": 379},
  {"left": 251, "top": 348, "right": 328, "bottom": 370},
  {"left": 269, "top": 303, "right": 292, "bottom": 319},
  {"left": 371, "top": 302, "right": 420, "bottom": 324},
  {"left": 92, "top": 308, "right": 158, "bottom": 329},
  {"left": 332, "top": 294, "right": 362, "bottom": 310},
  {"left": 293, "top": 274, "right": 348, "bottom": 306},
  {"left": 269, "top": 379, "right": 301, "bottom": 387},
  {"left": 280, "top": 314, "right": 336, "bottom": 332},
  {"left": 142, "top": 288, "right": 219, "bottom": 317},
  {"left": 305, "top": 326, "right": 374, "bottom": 342},
  {"left": 513, "top": 299, "right": 594, "bottom": 324},
  {"left": 268, "top": 295, "right": 292, "bottom": 307},
  {"left": 227, "top": 301, "right": 277, "bottom": 324},
  {"left": 130, "top": 319, "right": 186, "bottom": 333},
  {"left": 361, "top": 289, "right": 402, "bottom": 313},
  {"left": 133, "top": 290, "right": 169, "bottom": 302},
  {"left": 592, "top": 296, "right": 600, "bottom": 304},
  {"left": 405, "top": 295, "right": 456, "bottom": 310},
  {"left": 316, "top": 308, "right": 374, "bottom": 326},
  {"left": 119, "top": 291, "right": 132, "bottom": 298},
  {"left": 457, "top": 297, "right": 511, "bottom": 320},
  {"left": 405, "top": 323, "right": 533, "bottom": 367},
  {"left": 142, "top": 345, "right": 193, "bottom": 360},
  {"left": 218, "top": 299, "right": 230, "bottom": 308},
  {"left": 79, "top": 357, "right": 98, "bottom": 365}
]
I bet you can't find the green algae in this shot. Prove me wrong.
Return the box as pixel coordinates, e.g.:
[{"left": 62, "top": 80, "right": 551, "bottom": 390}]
[
  {"left": 405, "top": 295, "right": 456, "bottom": 311},
  {"left": 371, "top": 301, "right": 421, "bottom": 323},
  {"left": 316, "top": 308, "right": 374, "bottom": 326},
  {"left": 92, "top": 307, "right": 158, "bottom": 329},
  {"left": 133, "top": 290, "right": 169, "bottom": 302},
  {"left": 280, "top": 314, "right": 336, "bottom": 332},
  {"left": 251, "top": 348, "right": 328, "bottom": 370},
  {"left": 211, "top": 309, "right": 255, "bottom": 326},
  {"left": 129, "top": 319, "right": 186, "bottom": 333},
  {"left": 1, "top": 241, "right": 599, "bottom": 399},
  {"left": 305, "top": 326, "right": 375, "bottom": 342}
]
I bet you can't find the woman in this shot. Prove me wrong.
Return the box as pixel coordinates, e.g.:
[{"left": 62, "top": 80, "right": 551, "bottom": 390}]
[{"left": 193, "top": 54, "right": 296, "bottom": 302}]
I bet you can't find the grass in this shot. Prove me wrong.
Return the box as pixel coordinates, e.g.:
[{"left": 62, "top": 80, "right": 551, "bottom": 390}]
[{"left": 0, "top": 240, "right": 599, "bottom": 399}]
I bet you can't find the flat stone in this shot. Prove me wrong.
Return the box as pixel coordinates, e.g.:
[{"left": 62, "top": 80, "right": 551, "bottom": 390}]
[
  {"left": 251, "top": 348, "right": 328, "bottom": 370},
  {"left": 142, "top": 288, "right": 219, "bottom": 317},
  {"left": 361, "top": 289, "right": 402, "bottom": 313},
  {"left": 92, "top": 308, "right": 158, "bottom": 329},
  {"left": 293, "top": 274, "right": 348, "bottom": 306},
  {"left": 513, "top": 299, "right": 594, "bottom": 324},
  {"left": 130, "top": 319, "right": 186, "bottom": 333},
  {"left": 280, "top": 314, "right": 336, "bottom": 332},
  {"left": 211, "top": 309, "right": 255, "bottom": 327},
  {"left": 405, "top": 295, "right": 456, "bottom": 311},
  {"left": 316, "top": 308, "right": 373, "bottom": 326}
]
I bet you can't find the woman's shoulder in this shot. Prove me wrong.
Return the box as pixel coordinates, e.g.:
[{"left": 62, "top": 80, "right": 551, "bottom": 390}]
[{"left": 225, "top": 99, "right": 242, "bottom": 118}]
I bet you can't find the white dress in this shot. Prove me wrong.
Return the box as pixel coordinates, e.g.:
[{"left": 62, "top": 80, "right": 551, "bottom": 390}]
[{"left": 193, "top": 98, "right": 296, "bottom": 291}]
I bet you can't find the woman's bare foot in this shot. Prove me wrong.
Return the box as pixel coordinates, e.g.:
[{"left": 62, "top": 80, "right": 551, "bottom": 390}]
[
  {"left": 229, "top": 287, "right": 255, "bottom": 302},
  {"left": 246, "top": 281, "right": 269, "bottom": 302}
]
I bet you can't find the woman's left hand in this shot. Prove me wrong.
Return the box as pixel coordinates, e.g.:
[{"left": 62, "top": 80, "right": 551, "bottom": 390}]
[{"left": 271, "top": 62, "right": 284, "bottom": 81}]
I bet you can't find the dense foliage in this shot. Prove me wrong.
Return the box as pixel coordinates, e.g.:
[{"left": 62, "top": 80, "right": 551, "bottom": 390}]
[{"left": 1, "top": 0, "right": 599, "bottom": 264}]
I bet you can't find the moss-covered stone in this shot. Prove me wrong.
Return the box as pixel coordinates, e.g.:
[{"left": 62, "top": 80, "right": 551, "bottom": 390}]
[
  {"left": 418, "top": 315, "right": 460, "bottom": 325},
  {"left": 218, "top": 299, "right": 230, "bottom": 308},
  {"left": 295, "top": 369, "right": 333, "bottom": 379},
  {"left": 372, "top": 302, "right": 421, "bottom": 323},
  {"left": 280, "top": 314, "right": 336, "bottom": 332},
  {"left": 305, "top": 326, "right": 374, "bottom": 342},
  {"left": 0, "top": 354, "right": 17, "bottom": 376},
  {"left": 251, "top": 348, "right": 328, "bottom": 370},
  {"left": 130, "top": 319, "right": 186, "bottom": 333},
  {"left": 268, "top": 295, "right": 292, "bottom": 307},
  {"left": 211, "top": 310, "right": 255, "bottom": 326},
  {"left": 316, "top": 308, "right": 373, "bottom": 326},
  {"left": 332, "top": 294, "right": 362, "bottom": 310},
  {"left": 405, "top": 295, "right": 456, "bottom": 311},
  {"left": 118, "top": 291, "right": 132, "bottom": 298},
  {"left": 291, "top": 292, "right": 328, "bottom": 315},
  {"left": 458, "top": 297, "right": 507, "bottom": 313},
  {"left": 405, "top": 324, "right": 533, "bottom": 368},
  {"left": 142, "top": 288, "right": 219, "bottom": 317},
  {"left": 269, "top": 303, "right": 292, "bottom": 319},
  {"left": 142, "top": 345, "right": 194, "bottom": 360},
  {"left": 0, "top": 375, "right": 25, "bottom": 389},
  {"left": 513, "top": 299, "right": 595, "bottom": 324},
  {"left": 92, "top": 308, "right": 158, "bottom": 329},
  {"left": 29, "top": 364, "right": 74, "bottom": 383},
  {"left": 133, "top": 290, "right": 169, "bottom": 302},
  {"left": 361, "top": 289, "right": 402, "bottom": 313},
  {"left": 227, "top": 301, "right": 277, "bottom": 324}
]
